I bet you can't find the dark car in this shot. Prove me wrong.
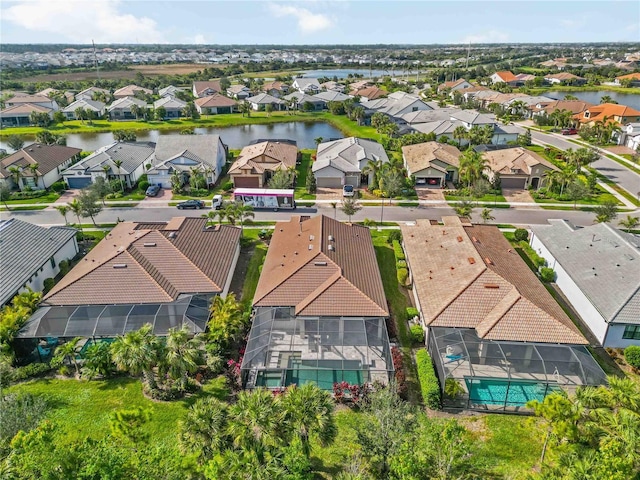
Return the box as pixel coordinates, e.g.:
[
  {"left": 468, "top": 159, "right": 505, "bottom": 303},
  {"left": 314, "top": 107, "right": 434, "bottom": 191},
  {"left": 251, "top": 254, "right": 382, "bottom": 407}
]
[
  {"left": 176, "top": 199, "right": 205, "bottom": 210},
  {"left": 561, "top": 128, "right": 578, "bottom": 135},
  {"left": 145, "top": 185, "right": 161, "bottom": 197}
]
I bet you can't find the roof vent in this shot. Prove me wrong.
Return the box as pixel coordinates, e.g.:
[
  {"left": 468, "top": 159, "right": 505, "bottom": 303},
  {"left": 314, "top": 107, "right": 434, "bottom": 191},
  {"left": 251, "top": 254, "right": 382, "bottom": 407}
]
[
  {"left": 456, "top": 236, "right": 463, "bottom": 242},
  {"left": 485, "top": 257, "right": 493, "bottom": 265},
  {"left": 472, "top": 236, "right": 479, "bottom": 243},
  {"left": 328, "top": 235, "right": 334, "bottom": 242},
  {"left": 314, "top": 261, "right": 327, "bottom": 266},
  {"left": 328, "top": 244, "right": 334, "bottom": 251},
  {"left": 468, "top": 257, "right": 475, "bottom": 264},
  {"left": 143, "top": 242, "right": 156, "bottom": 247},
  {"left": 113, "top": 264, "right": 127, "bottom": 269},
  {"left": 442, "top": 230, "right": 447, "bottom": 235},
  {"left": 309, "top": 235, "right": 315, "bottom": 241},
  {"left": 168, "top": 232, "right": 177, "bottom": 238},
  {"left": 484, "top": 284, "right": 499, "bottom": 289},
  {"left": 308, "top": 244, "right": 313, "bottom": 250}
]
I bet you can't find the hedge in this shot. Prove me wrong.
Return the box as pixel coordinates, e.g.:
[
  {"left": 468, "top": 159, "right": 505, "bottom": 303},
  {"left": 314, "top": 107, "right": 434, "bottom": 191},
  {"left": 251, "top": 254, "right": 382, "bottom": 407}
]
[
  {"left": 392, "top": 240, "right": 405, "bottom": 261},
  {"left": 416, "top": 349, "right": 441, "bottom": 409},
  {"left": 396, "top": 259, "right": 407, "bottom": 269},
  {"left": 406, "top": 307, "right": 419, "bottom": 321},
  {"left": 410, "top": 324, "right": 425, "bottom": 345},
  {"left": 624, "top": 346, "right": 640, "bottom": 370},
  {"left": 397, "top": 267, "right": 408, "bottom": 286}
]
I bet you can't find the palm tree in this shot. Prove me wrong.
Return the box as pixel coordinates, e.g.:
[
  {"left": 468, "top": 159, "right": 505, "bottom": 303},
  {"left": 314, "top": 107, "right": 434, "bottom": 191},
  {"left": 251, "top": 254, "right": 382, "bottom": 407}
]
[
  {"left": 170, "top": 170, "right": 185, "bottom": 193},
  {"left": 480, "top": 208, "right": 495, "bottom": 224},
  {"left": 27, "top": 163, "right": 40, "bottom": 189},
  {"left": 362, "top": 158, "right": 386, "bottom": 190},
  {"left": 458, "top": 150, "right": 486, "bottom": 187},
  {"left": 179, "top": 396, "right": 229, "bottom": 463},
  {"left": 68, "top": 199, "right": 83, "bottom": 234},
  {"left": 7, "top": 166, "right": 22, "bottom": 189},
  {"left": 208, "top": 293, "right": 244, "bottom": 347},
  {"left": 229, "top": 202, "right": 255, "bottom": 235},
  {"left": 54, "top": 205, "right": 70, "bottom": 225},
  {"left": 453, "top": 198, "right": 474, "bottom": 219},
  {"left": 110, "top": 323, "right": 159, "bottom": 389},
  {"left": 202, "top": 209, "right": 226, "bottom": 226},
  {"left": 54, "top": 337, "right": 82, "bottom": 376},
  {"left": 558, "top": 166, "right": 577, "bottom": 195},
  {"left": 112, "top": 160, "right": 125, "bottom": 192},
  {"left": 165, "top": 326, "right": 204, "bottom": 390},
  {"left": 452, "top": 125, "right": 468, "bottom": 147},
  {"left": 619, "top": 215, "right": 640, "bottom": 232},
  {"left": 281, "top": 383, "right": 337, "bottom": 458},
  {"left": 314, "top": 137, "right": 323, "bottom": 146}
]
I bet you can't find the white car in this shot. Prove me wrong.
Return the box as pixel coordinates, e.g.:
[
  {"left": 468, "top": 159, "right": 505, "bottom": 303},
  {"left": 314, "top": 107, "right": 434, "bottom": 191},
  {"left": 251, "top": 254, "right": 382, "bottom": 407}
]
[
  {"left": 342, "top": 185, "right": 355, "bottom": 197},
  {"left": 212, "top": 194, "right": 223, "bottom": 210}
]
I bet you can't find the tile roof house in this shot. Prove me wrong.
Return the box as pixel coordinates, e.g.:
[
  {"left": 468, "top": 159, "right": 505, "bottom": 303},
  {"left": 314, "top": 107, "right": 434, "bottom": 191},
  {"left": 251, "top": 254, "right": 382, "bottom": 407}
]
[
  {"left": 437, "top": 78, "right": 473, "bottom": 93},
  {"left": 75, "top": 87, "right": 110, "bottom": 102},
  {"left": 313, "top": 90, "right": 352, "bottom": 102},
  {"left": 614, "top": 72, "right": 640, "bottom": 87},
  {"left": 158, "top": 85, "right": 187, "bottom": 98},
  {"left": 242, "top": 215, "right": 393, "bottom": 390},
  {"left": 261, "top": 81, "right": 289, "bottom": 98},
  {"left": 19, "top": 218, "right": 241, "bottom": 339},
  {"left": 530, "top": 220, "right": 640, "bottom": 348},
  {"left": 194, "top": 94, "right": 238, "bottom": 115},
  {"left": 283, "top": 92, "right": 326, "bottom": 111},
  {"left": 192, "top": 80, "right": 222, "bottom": 98},
  {"left": 573, "top": 103, "right": 640, "bottom": 126},
  {"left": 292, "top": 78, "right": 321, "bottom": 94},
  {"left": 5, "top": 95, "right": 59, "bottom": 111},
  {"left": 531, "top": 99, "right": 594, "bottom": 117},
  {"left": 320, "top": 81, "right": 345, "bottom": 93},
  {"left": 481, "top": 146, "right": 558, "bottom": 190},
  {"left": 245, "top": 93, "right": 286, "bottom": 111},
  {"left": 0, "top": 143, "right": 81, "bottom": 190},
  {"left": 361, "top": 91, "right": 432, "bottom": 119},
  {"left": 351, "top": 86, "right": 387, "bottom": 101},
  {"left": 226, "top": 84, "right": 252, "bottom": 100},
  {"left": 107, "top": 96, "right": 150, "bottom": 120},
  {"left": 153, "top": 95, "right": 187, "bottom": 119},
  {"left": 490, "top": 71, "right": 521, "bottom": 86},
  {"left": 0, "top": 219, "right": 78, "bottom": 307},
  {"left": 147, "top": 134, "right": 227, "bottom": 189},
  {"left": 313, "top": 137, "right": 389, "bottom": 188},
  {"left": 62, "top": 98, "right": 106, "bottom": 120},
  {"left": 619, "top": 122, "right": 640, "bottom": 150},
  {"left": 400, "top": 217, "right": 604, "bottom": 410},
  {"left": 113, "top": 84, "right": 152, "bottom": 99},
  {"left": 402, "top": 141, "right": 461, "bottom": 187},
  {"left": 228, "top": 141, "right": 299, "bottom": 188},
  {"left": 544, "top": 73, "right": 587, "bottom": 85},
  {"left": 0, "top": 103, "right": 53, "bottom": 127},
  {"left": 62, "top": 141, "right": 155, "bottom": 189}
]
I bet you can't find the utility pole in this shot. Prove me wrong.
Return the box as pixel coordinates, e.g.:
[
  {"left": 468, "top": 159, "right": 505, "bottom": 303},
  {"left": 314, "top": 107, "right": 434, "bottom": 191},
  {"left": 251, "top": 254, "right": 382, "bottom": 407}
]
[
  {"left": 465, "top": 41, "right": 471, "bottom": 69},
  {"left": 92, "top": 39, "right": 101, "bottom": 83}
]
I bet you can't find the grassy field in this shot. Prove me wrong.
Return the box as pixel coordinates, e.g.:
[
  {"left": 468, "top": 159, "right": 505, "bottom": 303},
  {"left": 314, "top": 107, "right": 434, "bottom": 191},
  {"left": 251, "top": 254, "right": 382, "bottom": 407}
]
[{"left": 295, "top": 151, "right": 316, "bottom": 200}]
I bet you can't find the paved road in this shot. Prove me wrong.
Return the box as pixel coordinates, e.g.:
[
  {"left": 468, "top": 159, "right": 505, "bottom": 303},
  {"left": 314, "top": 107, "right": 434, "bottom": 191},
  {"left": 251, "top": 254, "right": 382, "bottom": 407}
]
[
  {"left": 1, "top": 204, "right": 621, "bottom": 228},
  {"left": 530, "top": 130, "right": 640, "bottom": 198}
]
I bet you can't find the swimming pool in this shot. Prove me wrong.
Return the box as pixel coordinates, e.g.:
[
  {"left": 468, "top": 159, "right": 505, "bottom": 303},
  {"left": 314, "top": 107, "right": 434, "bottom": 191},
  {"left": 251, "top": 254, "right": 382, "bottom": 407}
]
[{"left": 466, "top": 378, "right": 560, "bottom": 407}]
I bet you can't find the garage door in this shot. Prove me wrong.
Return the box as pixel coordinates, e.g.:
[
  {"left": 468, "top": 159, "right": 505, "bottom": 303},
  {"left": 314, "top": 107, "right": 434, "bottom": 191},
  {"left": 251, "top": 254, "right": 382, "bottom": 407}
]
[
  {"left": 500, "top": 177, "right": 527, "bottom": 189},
  {"left": 233, "top": 176, "right": 260, "bottom": 188},
  {"left": 316, "top": 177, "right": 343, "bottom": 188},
  {"left": 67, "top": 177, "right": 93, "bottom": 189}
]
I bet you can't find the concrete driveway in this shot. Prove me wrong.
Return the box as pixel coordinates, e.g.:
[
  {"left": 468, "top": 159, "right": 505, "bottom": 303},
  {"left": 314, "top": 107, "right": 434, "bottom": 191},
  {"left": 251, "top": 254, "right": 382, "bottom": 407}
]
[
  {"left": 415, "top": 187, "right": 446, "bottom": 202},
  {"left": 315, "top": 187, "right": 344, "bottom": 201},
  {"left": 502, "top": 188, "right": 537, "bottom": 205}
]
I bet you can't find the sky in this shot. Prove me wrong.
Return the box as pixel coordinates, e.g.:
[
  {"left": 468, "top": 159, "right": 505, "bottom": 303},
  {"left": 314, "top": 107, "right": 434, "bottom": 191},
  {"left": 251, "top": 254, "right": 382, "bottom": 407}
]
[{"left": 1, "top": 0, "right": 639, "bottom": 45}]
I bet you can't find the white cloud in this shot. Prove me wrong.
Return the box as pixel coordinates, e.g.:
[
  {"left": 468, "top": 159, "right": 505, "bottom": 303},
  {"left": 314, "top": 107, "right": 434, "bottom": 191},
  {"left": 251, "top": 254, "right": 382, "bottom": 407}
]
[
  {"left": 192, "top": 34, "right": 208, "bottom": 45},
  {"left": 462, "top": 30, "right": 509, "bottom": 44},
  {"left": 2, "top": 0, "right": 163, "bottom": 43},
  {"left": 268, "top": 3, "right": 334, "bottom": 34}
]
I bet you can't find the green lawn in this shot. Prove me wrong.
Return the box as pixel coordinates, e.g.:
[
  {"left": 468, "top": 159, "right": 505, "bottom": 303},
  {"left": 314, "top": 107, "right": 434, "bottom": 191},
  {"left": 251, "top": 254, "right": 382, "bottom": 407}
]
[
  {"left": 240, "top": 235, "right": 268, "bottom": 308},
  {"left": 0, "top": 204, "right": 48, "bottom": 211},
  {"left": 445, "top": 194, "right": 508, "bottom": 203},
  {"left": 295, "top": 151, "right": 316, "bottom": 200},
  {"left": 4, "top": 191, "right": 61, "bottom": 205}
]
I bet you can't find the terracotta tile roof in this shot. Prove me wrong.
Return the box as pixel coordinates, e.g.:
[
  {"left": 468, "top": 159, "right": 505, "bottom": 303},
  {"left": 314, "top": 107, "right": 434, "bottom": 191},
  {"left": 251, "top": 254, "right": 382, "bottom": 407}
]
[
  {"left": 481, "top": 147, "right": 558, "bottom": 176},
  {"left": 534, "top": 100, "right": 593, "bottom": 115},
  {"left": 43, "top": 218, "right": 240, "bottom": 306},
  {"left": 494, "top": 71, "right": 517, "bottom": 82},
  {"left": 350, "top": 86, "right": 386, "bottom": 99},
  {"left": 616, "top": 72, "right": 640, "bottom": 81},
  {"left": 0, "top": 143, "right": 81, "bottom": 178},
  {"left": 113, "top": 84, "right": 152, "bottom": 98},
  {"left": 545, "top": 72, "right": 585, "bottom": 81},
  {"left": 193, "top": 81, "right": 222, "bottom": 96},
  {"left": 402, "top": 141, "right": 461, "bottom": 175},
  {"left": 228, "top": 141, "right": 298, "bottom": 176},
  {"left": 6, "top": 95, "right": 53, "bottom": 105},
  {"left": 400, "top": 218, "right": 587, "bottom": 344},
  {"left": 0, "top": 104, "right": 52, "bottom": 116},
  {"left": 254, "top": 215, "right": 388, "bottom": 317},
  {"left": 574, "top": 103, "right": 640, "bottom": 124},
  {"left": 194, "top": 94, "right": 238, "bottom": 108},
  {"left": 262, "top": 81, "right": 288, "bottom": 92}
]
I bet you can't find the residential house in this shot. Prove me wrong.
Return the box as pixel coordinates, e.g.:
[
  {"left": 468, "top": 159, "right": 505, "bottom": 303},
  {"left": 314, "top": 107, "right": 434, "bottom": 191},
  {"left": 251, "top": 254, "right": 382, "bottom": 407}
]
[
  {"left": 5, "top": 95, "right": 59, "bottom": 111},
  {"left": 544, "top": 73, "right": 587, "bottom": 86},
  {"left": 320, "top": 81, "right": 345, "bottom": 93},
  {"left": 245, "top": 93, "right": 286, "bottom": 111},
  {"left": 113, "top": 85, "right": 152, "bottom": 99},
  {"left": 530, "top": 220, "right": 640, "bottom": 348},
  {"left": 490, "top": 71, "right": 521, "bottom": 86},
  {"left": 36, "top": 87, "right": 59, "bottom": 98},
  {"left": 351, "top": 86, "right": 386, "bottom": 101},
  {"left": 531, "top": 99, "right": 593, "bottom": 118},
  {"left": 228, "top": 140, "right": 298, "bottom": 188},
  {"left": 313, "top": 137, "right": 389, "bottom": 188},
  {"left": 261, "top": 81, "right": 289, "bottom": 98},
  {"left": 0, "top": 143, "right": 81, "bottom": 190},
  {"left": 437, "top": 78, "right": 473, "bottom": 93},
  {"left": 481, "top": 146, "right": 558, "bottom": 189},
  {"left": 614, "top": 72, "right": 640, "bottom": 87},
  {"left": 573, "top": 103, "right": 640, "bottom": 127},
  {"left": 400, "top": 217, "right": 605, "bottom": 411},
  {"left": 153, "top": 96, "right": 187, "bottom": 118},
  {"left": 348, "top": 80, "right": 372, "bottom": 91},
  {"left": 61, "top": 141, "right": 155, "bottom": 189},
  {"left": 313, "top": 91, "right": 352, "bottom": 103},
  {"left": 75, "top": 87, "right": 110, "bottom": 102},
  {"left": 194, "top": 94, "right": 238, "bottom": 115},
  {"left": 0, "top": 104, "right": 53, "bottom": 127},
  {"left": 362, "top": 91, "right": 432, "bottom": 119},
  {"left": 283, "top": 92, "right": 325, "bottom": 111},
  {"left": 618, "top": 123, "right": 640, "bottom": 150},
  {"left": 107, "top": 96, "right": 149, "bottom": 120},
  {"left": 241, "top": 215, "right": 393, "bottom": 390},
  {"left": 0, "top": 219, "right": 78, "bottom": 307},
  {"left": 18, "top": 218, "right": 241, "bottom": 341},
  {"left": 62, "top": 99, "right": 106, "bottom": 120},
  {"left": 147, "top": 134, "right": 226, "bottom": 189},
  {"left": 192, "top": 81, "right": 222, "bottom": 98},
  {"left": 515, "top": 73, "right": 536, "bottom": 83},
  {"left": 226, "top": 84, "right": 252, "bottom": 100},
  {"left": 402, "top": 141, "right": 460, "bottom": 187},
  {"left": 158, "top": 85, "right": 187, "bottom": 97},
  {"left": 291, "top": 78, "right": 321, "bottom": 94}
]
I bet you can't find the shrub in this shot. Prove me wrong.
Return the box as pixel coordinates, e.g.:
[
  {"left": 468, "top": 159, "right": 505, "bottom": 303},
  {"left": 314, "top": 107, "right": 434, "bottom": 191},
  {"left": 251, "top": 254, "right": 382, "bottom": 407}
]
[
  {"left": 416, "top": 349, "right": 440, "bottom": 409},
  {"left": 10, "top": 190, "right": 47, "bottom": 200},
  {"left": 221, "top": 181, "right": 234, "bottom": 192},
  {"left": 406, "top": 307, "right": 419, "bottom": 321},
  {"left": 189, "top": 188, "right": 209, "bottom": 197},
  {"left": 43, "top": 278, "right": 55, "bottom": 293},
  {"left": 6, "top": 362, "right": 53, "bottom": 385},
  {"left": 363, "top": 218, "right": 377, "bottom": 227},
  {"left": 624, "top": 346, "right": 640, "bottom": 370},
  {"left": 540, "top": 267, "right": 556, "bottom": 283},
  {"left": 514, "top": 228, "right": 529, "bottom": 242},
  {"left": 410, "top": 324, "right": 425, "bottom": 345},
  {"left": 138, "top": 180, "right": 149, "bottom": 192},
  {"left": 444, "top": 378, "right": 465, "bottom": 399},
  {"left": 392, "top": 240, "right": 405, "bottom": 261},
  {"left": 386, "top": 229, "right": 402, "bottom": 244},
  {"left": 391, "top": 347, "right": 408, "bottom": 399},
  {"left": 397, "top": 267, "right": 408, "bottom": 286},
  {"left": 396, "top": 259, "right": 407, "bottom": 269},
  {"left": 50, "top": 181, "right": 66, "bottom": 193}
]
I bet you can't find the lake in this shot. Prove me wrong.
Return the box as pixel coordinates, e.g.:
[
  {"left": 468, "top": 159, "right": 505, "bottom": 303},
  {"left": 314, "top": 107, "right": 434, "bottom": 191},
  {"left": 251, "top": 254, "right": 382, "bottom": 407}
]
[
  {"left": 301, "top": 68, "right": 408, "bottom": 79},
  {"left": 546, "top": 90, "right": 640, "bottom": 110},
  {"left": 0, "top": 122, "right": 343, "bottom": 153}
]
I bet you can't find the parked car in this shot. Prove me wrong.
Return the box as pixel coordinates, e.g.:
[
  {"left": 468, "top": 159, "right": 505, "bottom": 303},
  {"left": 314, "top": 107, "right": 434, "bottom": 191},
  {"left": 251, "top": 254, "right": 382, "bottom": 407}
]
[
  {"left": 176, "top": 199, "right": 205, "bottom": 210},
  {"left": 342, "top": 184, "right": 355, "bottom": 197},
  {"left": 145, "top": 185, "right": 161, "bottom": 197},
  {"left": 212, "top": 194, "right": 223, "bottom": 210},
  {"left": 561, "top": 128, "right": 578, "bottom": 135}
]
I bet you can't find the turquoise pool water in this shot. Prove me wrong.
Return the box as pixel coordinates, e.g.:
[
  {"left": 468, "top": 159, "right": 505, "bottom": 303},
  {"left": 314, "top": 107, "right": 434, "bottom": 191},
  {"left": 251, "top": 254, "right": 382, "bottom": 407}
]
[{"left": 466, "top": 378, "right": 560, "bottom": 407}]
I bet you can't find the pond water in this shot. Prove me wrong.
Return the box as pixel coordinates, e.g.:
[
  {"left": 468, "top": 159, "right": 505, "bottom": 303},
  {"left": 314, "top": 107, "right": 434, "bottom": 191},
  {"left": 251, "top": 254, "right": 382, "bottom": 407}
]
[
  {"left": 0, "top": 121, "right": 344, "bottom": 153},
  {"left": 545, "top": 90, "right": 640, "bottom": 110},
  {"left": 301, "top": 68, "right": 404, "bottom": 79}
]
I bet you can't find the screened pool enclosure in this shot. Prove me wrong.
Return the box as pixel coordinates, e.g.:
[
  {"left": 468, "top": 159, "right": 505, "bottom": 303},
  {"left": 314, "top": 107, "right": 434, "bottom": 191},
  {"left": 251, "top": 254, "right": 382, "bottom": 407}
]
[
  {"left": 429, "top": 327, "right": 608, "bottom": 411},
  {"left": 241, "top": 307, "right": 394, "bottom": 390}
]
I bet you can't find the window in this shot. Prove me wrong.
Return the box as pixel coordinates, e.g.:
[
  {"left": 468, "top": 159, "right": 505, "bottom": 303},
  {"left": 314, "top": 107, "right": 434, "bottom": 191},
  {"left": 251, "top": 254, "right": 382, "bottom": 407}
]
[
  {"left": 50, "top": 257, "right": 56, "bottom": 268},
  {"left": 622, "top": 325, "right": 640, "bottom": 340}
]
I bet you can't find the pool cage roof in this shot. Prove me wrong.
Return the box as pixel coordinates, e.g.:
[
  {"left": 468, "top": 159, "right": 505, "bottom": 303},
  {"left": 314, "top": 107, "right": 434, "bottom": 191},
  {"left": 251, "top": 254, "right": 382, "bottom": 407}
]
[
  {"left": 430, "top": 327, "right": 608, "bottom": 388},
  {"left": 17, "top": 295, "right": 213, "bottom": 339}
]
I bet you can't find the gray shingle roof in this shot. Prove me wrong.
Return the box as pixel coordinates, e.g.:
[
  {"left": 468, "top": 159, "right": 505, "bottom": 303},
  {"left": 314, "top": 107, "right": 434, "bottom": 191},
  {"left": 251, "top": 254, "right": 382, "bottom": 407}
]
[
  {"left": 0, "top": 219, "right": 77, "bottom": 306},
  {"left": 151, "top": 135, "right": 223, "bottom": 173},
  {"left": 313, "top": 137, "right": 389, "bottom": 174},
  {"left": 63, "top": 98, "right": 105, "bottom": 113},
  {"left": 246, "top": 93, "right": 285, "bottom": 105},
  {"left": 63, "top": 142, "right": 155, "bottom": 175},
  {"left": 313, "top": 91, "right": 352, "bottom": 102},
  {"left": 530, "top": 220, "right": 640, "bottom": 324}
]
